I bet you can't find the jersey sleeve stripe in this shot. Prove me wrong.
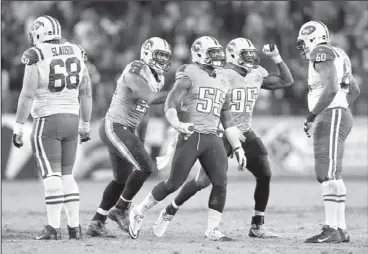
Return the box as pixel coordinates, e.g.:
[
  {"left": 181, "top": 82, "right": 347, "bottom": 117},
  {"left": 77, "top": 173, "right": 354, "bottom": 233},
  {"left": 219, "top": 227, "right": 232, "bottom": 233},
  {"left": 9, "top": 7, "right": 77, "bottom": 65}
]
[
  {"left": 44, "top": 16, "right": 56, "bottom": 35},
  {"left": 34, "top": 47, "right": 44, "bottom": 60}
]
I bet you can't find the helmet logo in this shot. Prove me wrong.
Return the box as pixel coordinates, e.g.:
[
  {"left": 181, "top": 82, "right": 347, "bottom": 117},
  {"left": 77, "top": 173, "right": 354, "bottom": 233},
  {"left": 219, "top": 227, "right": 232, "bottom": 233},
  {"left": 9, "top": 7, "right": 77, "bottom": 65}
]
[
  {"left": 301, "top": 25, "right": 316, "bottom": 35},
  {"left": 227, "top": 42, "right": 236, "bottom": 53},
  {"left": 143, "top": 39, "right": 153, "bottom": 50},
  {"left": 31, "top": 21, "right": 43, "bottom": 31},
  {"left": 192, "top": 41, "right": 202, "bottom": 52}
]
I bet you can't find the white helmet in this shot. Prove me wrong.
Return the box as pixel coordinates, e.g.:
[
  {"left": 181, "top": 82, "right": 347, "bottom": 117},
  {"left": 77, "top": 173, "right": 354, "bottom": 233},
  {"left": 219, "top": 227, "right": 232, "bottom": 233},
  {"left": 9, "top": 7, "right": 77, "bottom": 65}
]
[
  {"left": 29, "top": 16, "right": 62, "bottom": 46},
  {"left": 140, "top": 37, "right": 171, "bottom": 74},
  {"left": 297, "top": 20, "right": 330, "bottom": 60},
  {"left": 226, "top": 38, "right": 259, "bottom": 71},
  {"left": 191, "top": 36, "right": 225, "bottom": 67}
]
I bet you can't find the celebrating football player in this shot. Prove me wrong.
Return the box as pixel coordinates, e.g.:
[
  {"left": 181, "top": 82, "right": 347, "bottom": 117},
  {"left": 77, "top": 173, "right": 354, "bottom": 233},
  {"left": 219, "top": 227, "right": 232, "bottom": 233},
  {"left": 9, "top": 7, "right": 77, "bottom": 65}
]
[
  {"left": 13, "top": 16, "right": 92, "bottom": 240},
  {"left": 296, "top": 21, "right": 360, "bottom": 243},
  {"left": 128, "top": 36, "right": 247, "bottom": 240},
  {"left": 86, "top": 37, "right": 172, "bottom": 237},
  {"left": 153, "top": 38, "right": 294, "bottom": 239}
]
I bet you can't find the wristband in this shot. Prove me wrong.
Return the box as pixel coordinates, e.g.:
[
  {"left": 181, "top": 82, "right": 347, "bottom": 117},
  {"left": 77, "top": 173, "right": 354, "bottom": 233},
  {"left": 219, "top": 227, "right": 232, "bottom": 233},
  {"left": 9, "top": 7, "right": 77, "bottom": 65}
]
[
  {"left": 14, "top": 122, "right": 24, "bottom": 134},
  {"left": 80, "top": 121, "right": 90, "bottom": 129},
  {"left": 165, "top": 108, "right": 180, "bottom": 129},
  {"left": 271, "top": 55, "right": 283, "bottom": 64}
]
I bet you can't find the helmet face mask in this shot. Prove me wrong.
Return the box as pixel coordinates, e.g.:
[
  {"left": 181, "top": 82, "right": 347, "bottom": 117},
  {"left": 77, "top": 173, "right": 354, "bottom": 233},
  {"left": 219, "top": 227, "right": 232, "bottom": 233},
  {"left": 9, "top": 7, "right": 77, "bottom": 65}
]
[
  {"left": 205, "top": 47, "right": 225, "bottom": 67},
  {"left": 191, "top": 36, "right": 225, "bottom": 68},
  {"left": 141, "top": 38, "right": 172, "bottom": 74},
  {"left": 226, "top": 38, "right": 259, "bottom": 71},
  {"left": 296, "top": 39, "right": 309, "bottom": 60}
]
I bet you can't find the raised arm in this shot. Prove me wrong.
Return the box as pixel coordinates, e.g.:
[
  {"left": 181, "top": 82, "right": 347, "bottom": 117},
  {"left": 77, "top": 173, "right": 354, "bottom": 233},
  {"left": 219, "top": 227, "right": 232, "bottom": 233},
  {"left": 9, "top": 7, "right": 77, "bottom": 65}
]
[
  {"left": 261, "top": 44, "right": 294, "bottom": 90},
  {"left": 125, "top": 73, "right": 168, "bottom": 105}
]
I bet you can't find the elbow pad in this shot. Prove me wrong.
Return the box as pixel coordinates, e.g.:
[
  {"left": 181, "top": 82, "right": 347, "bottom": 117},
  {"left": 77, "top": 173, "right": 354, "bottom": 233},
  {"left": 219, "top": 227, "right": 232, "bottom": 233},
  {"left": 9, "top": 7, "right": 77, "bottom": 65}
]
[{"left": 225, "top": 126, "right": 242, "bottom": 149}]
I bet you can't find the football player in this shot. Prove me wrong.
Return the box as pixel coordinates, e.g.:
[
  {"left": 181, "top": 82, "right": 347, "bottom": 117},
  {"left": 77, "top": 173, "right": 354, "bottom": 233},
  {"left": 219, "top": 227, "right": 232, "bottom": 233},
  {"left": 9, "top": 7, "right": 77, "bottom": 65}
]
[
  {"left": 296, "top": 21, "right": 360, "bottom": 243},
  {"left": 13, "top": 16, "right": 92, "bottom": 240},
  {"left": 128, "top": 36, "right": 247, "bottom": 240},
  {"left": 153, "top": 38, "right": 294, "bottom": 239},
  {"left": 85, "top": 37, "right": 172, "bottom": 237}
]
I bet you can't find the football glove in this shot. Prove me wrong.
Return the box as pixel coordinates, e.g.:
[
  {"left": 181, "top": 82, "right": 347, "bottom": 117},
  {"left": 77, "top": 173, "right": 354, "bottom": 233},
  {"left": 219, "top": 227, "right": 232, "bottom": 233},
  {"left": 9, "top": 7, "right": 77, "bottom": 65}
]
[
  {"left": 176, "top": 122, "right": 195, "bottom": 136},
  {"left": 233, "top": 147, "right": 247, "bottom": 171},
  {"left": 12, "top": 122, "right": 24, "bottom": 148},
  {"left": 79, "top": 122, "right": 91, "bottom": 144},
  {"left": 262, "top": 44, "right": 282, "bottom": 63}
]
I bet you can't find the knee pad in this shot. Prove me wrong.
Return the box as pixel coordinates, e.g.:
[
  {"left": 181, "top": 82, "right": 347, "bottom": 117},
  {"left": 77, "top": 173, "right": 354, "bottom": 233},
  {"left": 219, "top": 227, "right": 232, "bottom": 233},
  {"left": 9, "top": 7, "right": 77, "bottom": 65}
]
[
  {"left": 43, "top": 176, "right": 63, "bottom": 195},
  {"left": 62, "top": 174, "right": 79, "bottom": 194},
  {"left": 248, "top": 155, "right": 272, "bottom": 179},
  {"left": 195, "top": 177, "right": 211, "bottom": 190}
]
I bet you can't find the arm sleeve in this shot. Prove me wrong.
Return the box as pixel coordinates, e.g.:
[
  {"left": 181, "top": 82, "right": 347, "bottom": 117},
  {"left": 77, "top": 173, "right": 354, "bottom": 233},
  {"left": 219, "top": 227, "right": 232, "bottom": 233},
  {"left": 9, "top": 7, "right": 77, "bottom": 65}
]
[
  {"left": 310, "top": 45, "right": 336, "bottom": 63},
  {"left": 21, "top": 48, "right": 42, "bottom": 65}
]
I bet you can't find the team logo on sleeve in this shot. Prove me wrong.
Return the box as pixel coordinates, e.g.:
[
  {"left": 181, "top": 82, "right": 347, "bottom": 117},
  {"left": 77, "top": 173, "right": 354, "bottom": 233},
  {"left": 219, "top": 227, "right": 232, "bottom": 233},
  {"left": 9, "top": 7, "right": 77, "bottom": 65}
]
[
  {"left": 254, "top": 74, "right": 261, "bottom": 82},
  {"left": 301, "top": 25, "right": 316, "bottom": 35}
]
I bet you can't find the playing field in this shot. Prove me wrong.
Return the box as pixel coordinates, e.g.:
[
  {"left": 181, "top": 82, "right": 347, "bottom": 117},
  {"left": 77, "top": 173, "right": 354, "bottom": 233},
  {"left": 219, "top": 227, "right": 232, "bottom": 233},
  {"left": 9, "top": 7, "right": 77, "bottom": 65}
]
[{"left": 2, "top": 178, "right": 368, "bottom": 254}]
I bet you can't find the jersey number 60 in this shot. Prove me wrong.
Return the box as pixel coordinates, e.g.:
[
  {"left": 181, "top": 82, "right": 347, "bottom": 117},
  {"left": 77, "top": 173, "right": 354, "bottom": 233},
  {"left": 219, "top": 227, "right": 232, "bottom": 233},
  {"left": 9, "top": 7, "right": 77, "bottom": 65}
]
[{"left": 48, "top": 57, "right": 81, "bottom": 93}]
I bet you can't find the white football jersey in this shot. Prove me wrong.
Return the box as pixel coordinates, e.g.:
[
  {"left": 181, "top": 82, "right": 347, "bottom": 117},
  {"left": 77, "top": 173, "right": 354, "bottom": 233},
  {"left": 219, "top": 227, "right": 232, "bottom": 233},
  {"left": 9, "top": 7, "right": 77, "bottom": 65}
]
[
  {"left": 21, "top": 42, "right": 87, "bottom": 118},
  {"left": 307, "top": 45, "right": 351, "bottom": 111}
]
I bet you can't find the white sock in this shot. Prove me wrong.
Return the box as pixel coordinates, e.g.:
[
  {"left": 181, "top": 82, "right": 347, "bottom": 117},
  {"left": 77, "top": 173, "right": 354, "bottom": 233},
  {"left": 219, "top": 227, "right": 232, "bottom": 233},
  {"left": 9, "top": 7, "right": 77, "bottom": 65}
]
[
  {"left": 253, "top": 210, "right": 265, "bottom": 216},
  {"left": 43, "top": 176, "right": 64, "bottom": 229},
  {"left": 97, "top": 208, "right": 108, "bottom": 216},
  {"left": 136, "top": 192, "right": 158, "bottom": 215},
  {"left": 321, "top": 180, "right": 338, "bottom": 229},
  {"left": 62, "top": 175, "right": 80, "bottom": 228},
  {"left": 207, "top": 209, "right": 222, "bottom": 232},
  {"left": 171, "top": 200, "right": 179, "bottom": 209},
  {"left": 336, "top": 179, "right": 347, "bottom": 229}
]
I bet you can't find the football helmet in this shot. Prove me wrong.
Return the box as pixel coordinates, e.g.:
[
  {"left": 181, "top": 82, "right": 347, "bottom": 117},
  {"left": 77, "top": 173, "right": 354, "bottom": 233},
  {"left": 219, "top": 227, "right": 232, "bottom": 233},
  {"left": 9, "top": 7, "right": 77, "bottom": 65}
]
[
  {"left": 140, "top": 37, "right": 171, "bottom": 74},
  {"left": 29, "top": 16, "right": 62, "bottom": 46},
  {"left": 296, "top": 20, "right": 330, "bottom": 60},
  {"left": 191, "top": 36, "right": 225, "bottom": 67},
  {"left": 226, "top": 38, "right": 259, "bottom": 71}
]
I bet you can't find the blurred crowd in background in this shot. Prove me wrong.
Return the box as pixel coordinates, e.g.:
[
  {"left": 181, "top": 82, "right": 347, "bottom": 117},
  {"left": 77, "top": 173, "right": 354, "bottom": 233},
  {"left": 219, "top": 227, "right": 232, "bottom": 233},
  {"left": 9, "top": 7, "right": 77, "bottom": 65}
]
[{"left": 2, "top": 1, "right": 368, "bottom": 120}]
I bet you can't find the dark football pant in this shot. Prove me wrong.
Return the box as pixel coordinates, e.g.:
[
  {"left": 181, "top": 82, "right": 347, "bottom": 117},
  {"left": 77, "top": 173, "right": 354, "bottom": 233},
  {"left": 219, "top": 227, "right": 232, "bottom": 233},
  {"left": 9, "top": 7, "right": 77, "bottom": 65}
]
[
  {"left": 152, "top": 132, "right": 228, "bottom": 212},
  {"left": 30, "top": 114, "right": 79, "bottom": 178},
  {"left": 99, "top": 118, "right": 156, "bottom": 182},
  {"left": 313, "top": 107, "right": 353, "bottom": 182},
  {"left": 98, "top": 118, "right": 155, "bottom": 204},
  {"left": 175, "top": 129, "right": 271, "bottom": 213}
]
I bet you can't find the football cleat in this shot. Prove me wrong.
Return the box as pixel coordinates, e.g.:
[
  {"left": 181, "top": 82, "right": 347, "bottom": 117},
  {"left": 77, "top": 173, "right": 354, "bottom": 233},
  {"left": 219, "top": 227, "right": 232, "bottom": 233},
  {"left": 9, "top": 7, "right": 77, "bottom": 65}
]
[
  {"left": 108, "top": 207, "right": 130, "bottom": 232},
  {"left": 35, "top": 225, "right": 61, "bottom": 240},
  {"left": 128, "top": 206, "right": 144, "bottom": 239},
  {"left": 153, "top": 209, "right": 175, "bottom": 237},
  {"left": 304, "top": 225, "right": 342, "bottom": 243},
  {"left": 248, "top": 224, "right": 279, "bottom": 238},
  {"left": 86, "top": 220, "right": 116, "bottom": 238},
  {"left": 338, "top": 228, "right": 350, "bottom": 243},
  {"left": 205, "top": 228, "right": 234, "bottom": 241},
  {"left": 67, "top": 225, "right": 83, "bottom": 240}
]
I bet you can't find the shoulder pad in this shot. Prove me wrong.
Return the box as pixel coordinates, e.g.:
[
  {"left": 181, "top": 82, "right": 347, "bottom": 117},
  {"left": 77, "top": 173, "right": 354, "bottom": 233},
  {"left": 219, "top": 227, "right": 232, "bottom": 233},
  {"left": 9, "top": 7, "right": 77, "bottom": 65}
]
[
  {"left": 21, "top": 47, "right": 44, "bottom": 65},
  {"left": 310, "top": 45, "right": 336, "bottom": 63},
  {"left": 129, "top": 60, "right": 145, "bottom": 75},
  {"left": 175, "top": 64, "right": 190, "bottom": 80},
  {"left": 77, "top": 44, "right": 88, "bottom": 62},
  {"left": 257, "top": 66, "right": 269, "bottom": 78}
]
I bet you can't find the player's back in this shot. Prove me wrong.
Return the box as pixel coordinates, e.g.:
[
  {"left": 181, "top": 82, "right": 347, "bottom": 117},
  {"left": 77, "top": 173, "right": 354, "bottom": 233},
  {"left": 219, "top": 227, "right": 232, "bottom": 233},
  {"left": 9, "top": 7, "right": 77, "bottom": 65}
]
[
  {"left": 219, "top": 65, "right": 268, "bottom": 132},
  {"left": 308, "top": 44, "right": 351, "bottom": 110},
  {"left": 106, "top": 60, "right": 164, "bottom": 129},
  {"left": 178, "top": 64, "right": 230, "bottom": 134},
  {"left": 21, "top": 42, "right": 87, "bottom": 118}
]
